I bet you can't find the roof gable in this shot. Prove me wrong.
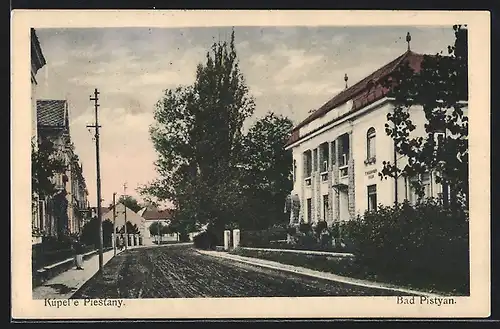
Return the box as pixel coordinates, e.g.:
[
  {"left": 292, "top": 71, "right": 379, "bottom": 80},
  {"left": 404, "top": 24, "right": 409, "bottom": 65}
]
[{"left": 102, "top": 203, "right": 147, "bottom": 229}]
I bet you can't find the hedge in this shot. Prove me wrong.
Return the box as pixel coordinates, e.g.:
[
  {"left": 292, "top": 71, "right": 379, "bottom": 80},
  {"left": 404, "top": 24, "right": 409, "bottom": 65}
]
[
  {"left": 340, "top": 199, "right": 470, "bottom": 294},
  {"left": 240, "top": 225, "right": 288, "bottom": 247}
]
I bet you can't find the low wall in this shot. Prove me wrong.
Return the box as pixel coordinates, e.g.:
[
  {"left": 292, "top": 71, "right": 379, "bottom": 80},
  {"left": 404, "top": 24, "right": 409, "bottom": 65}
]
[
  {"left": 32, "top": 247, "right": 113, "bottom": 288},
  {"left": 236, "top": 247, "right": 355, "bottom": 259}
]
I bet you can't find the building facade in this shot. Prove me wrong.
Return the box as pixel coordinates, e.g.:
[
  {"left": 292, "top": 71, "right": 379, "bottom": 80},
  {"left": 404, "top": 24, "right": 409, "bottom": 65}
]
[
  {"left": 285, "top": 49, "right": 467, "bottom": 227},
  {"left": 36, "top": 99, "right": 89, "bottom": 238},
  {"left": 138, "top": 208, "right": 178, "bottom": 244},
  {"left": 31, "top": 28, "right": 47, "bottom": 244},
  {"left": 102, "top": 203, "right": 147, "bottom": 246}
]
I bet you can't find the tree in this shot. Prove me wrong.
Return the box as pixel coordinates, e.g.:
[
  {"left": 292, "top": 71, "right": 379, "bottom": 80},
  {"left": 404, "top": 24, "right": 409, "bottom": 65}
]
[
  {"left": 31, "top": 137, "right": 66, "bottom": 201},
  {"left": 81, "top": 218, "right": 114, "bottom": 248},
  {"left": 149, "top": 221, "right": 164, "bottom": 238},
  {"left": 140, "top": 29, "right": 255, "bottom": 236},
  {"left": 379, "top": 25, "right": 468, "bottom": 208},
  {"left": 118, "top": 195, "right": 142, "bottom": 213},
  {"left": 118, "top": 221, "right": 140, "bottom": 234},
  {"left": 237, "top": 112, "right": 294, "bottom": 229}
]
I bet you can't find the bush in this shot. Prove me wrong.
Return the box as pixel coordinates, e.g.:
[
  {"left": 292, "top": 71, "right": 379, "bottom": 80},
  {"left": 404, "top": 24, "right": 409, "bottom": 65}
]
[
  {"left": 299, "top": 222, "right": 312, "bottom": 234},
  {"left": 286, "top": 226, "right": 297, "bottom": 236},
  {"left": 315, "top": 220, "right": 327, "bottom": 236},
  {"left": 342, "top": 199, "right": 469, "bottom": 294},
  {"left": 178, "top": 231, "right": 190, "bottom": 242},
  {"left": 193, "top": 231, "right": 219, "bottom": 250}
]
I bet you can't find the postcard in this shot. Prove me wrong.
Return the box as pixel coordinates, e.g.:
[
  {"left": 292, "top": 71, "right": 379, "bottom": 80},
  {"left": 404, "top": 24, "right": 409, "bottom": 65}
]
[{"left": 11, "top": 9, "right": 490, "bottom": 319}]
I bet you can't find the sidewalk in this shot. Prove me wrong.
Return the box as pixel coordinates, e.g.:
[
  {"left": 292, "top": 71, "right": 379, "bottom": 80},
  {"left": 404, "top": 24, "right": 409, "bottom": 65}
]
[
  {"left": 32, "top": 243, "right": 189, "bottom": 300},
  {"left": 32, "top": 248, "right": 123, "bottom": 300},
  {"left": 196, "top": 249, "right": 445, "bottom": 298}
]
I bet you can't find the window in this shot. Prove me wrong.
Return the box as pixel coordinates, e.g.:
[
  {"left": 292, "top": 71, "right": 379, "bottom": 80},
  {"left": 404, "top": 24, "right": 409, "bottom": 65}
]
[
  {"left": 434, "top": 132, "right": 445, "bottom": 150},
  {"left": 338, "top": 134, "right": 350, "bottom": 167},
  {"left": 366, "top": 127, "right": 376, "bottom": 159},
  {"left": 320, "top": 142, "right": 329, "bottom": 172},
  {"left": 323, "top": 195, "right": 329, "bottom": 221},
  {"left": 422, "top": 172, "right": 431, "bottom": 198},
  {"left": 367, "top": 185, "right": 377, "bottom": 211},
  {"left": 307, "top": 198, "right": 312, "bottom": 223},
  {"left": 303, "top": 150, "right": 312, "bottom": 178},
  {"left": 409, "top": 172, "right": 432, "bottom": 203},
  {"left": 38, "top": 201, "right": 44, "bottom": 230},
  {"left": 293, "top": 159, "right": 297, "bottom": 182},
  {"left": 313, "top": 148, "right": 318, "bottom": 172},
  {"left": 330, "top": 140, "right": 336, "bottom": 166}
]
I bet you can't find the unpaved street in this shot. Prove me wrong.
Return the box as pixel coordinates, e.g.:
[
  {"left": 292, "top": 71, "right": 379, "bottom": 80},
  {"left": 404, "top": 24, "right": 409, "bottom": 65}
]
[{"left": 71, "top": 244, "right": 397, "bottom": 298}]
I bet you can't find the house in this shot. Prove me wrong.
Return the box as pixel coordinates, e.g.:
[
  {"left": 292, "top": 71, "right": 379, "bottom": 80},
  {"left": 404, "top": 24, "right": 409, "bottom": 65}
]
[
  {"left": 284, "top": 40, "right": 467, "bottom": 227},
  {"left": 31, "top": 28, "right": 47, "bottom": 244},
  {"left": 102, "top": 203, "right": 147, "bottom": 245},
  {"left": 138, "top": 207, "right": 178, "bottom": 244},
  {"left": 31, "top": 28, "right": 46, "bottom": 141},
  {"left": 36, "top": 99, "right": 90, "bottom": 238}
]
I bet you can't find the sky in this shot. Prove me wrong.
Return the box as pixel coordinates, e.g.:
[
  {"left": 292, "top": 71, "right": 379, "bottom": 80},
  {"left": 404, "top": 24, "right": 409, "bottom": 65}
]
[{"left": 34, "top": 25, "right": 456, "bottom": 208}]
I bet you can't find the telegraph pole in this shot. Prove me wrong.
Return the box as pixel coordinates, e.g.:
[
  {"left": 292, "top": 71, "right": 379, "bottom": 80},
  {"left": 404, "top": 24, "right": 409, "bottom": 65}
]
[
  {"left": 112, "top": 192, "right": 117, "bottom": 256},
  {"left": 123, "top": 183, "right": 128, "bottom": 250},
  {"left": 87, "top": 88, "right": 103, "bottom": 273}
]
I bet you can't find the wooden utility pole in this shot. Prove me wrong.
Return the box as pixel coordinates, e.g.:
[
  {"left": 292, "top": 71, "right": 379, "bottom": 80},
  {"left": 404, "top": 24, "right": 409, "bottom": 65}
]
[
  {"left": 123, "top": 183, "right": 128, "bottom": 250},
  {"left": 87, "top": 88, "right": 103, "bottom": 273},
  {"left": 113, "top": 192, "right": 117, "bottom": 256}
]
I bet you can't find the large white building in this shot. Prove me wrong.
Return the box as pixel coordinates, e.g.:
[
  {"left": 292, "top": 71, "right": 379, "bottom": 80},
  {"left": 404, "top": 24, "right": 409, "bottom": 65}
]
[{"left": 285, "top": 47, "right": 467, "bottom": 226}]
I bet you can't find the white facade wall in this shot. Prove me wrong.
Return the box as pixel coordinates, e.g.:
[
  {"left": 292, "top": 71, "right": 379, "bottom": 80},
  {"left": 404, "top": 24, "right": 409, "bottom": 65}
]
[{"left": 289, "top": 98, "right": 465, "bottom": 225}]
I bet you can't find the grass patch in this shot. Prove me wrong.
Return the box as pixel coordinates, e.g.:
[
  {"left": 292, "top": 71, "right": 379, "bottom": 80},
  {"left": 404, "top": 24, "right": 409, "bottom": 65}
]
[{"left": 230, "top": 248, "right": 468, "bottom": 296}]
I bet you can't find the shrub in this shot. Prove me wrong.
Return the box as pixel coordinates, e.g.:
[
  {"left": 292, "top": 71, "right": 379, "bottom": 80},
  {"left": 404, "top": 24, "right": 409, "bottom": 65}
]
[
  {"left": 178, "top": 231, "right": 190, "bottom": 242},
  {"left": 193, "top": 231, "right": 219, "bottom": 250},
  {"left": 342, "top": 199, "right": 469, "bottom": 293},
  {"left": 286, "top": 226, "right": 297, "bottom": 236},
  {"left": 315, "top": 220, "right": 328, "bottom": 236},
  {"left": 299, "top": 222, "right": 312, "bottom": 234}
]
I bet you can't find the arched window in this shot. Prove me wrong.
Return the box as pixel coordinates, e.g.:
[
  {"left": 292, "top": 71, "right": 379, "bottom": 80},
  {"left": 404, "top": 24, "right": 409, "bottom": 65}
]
[{"left": 367, "top": 127, "right": 376, "bottom": 159}]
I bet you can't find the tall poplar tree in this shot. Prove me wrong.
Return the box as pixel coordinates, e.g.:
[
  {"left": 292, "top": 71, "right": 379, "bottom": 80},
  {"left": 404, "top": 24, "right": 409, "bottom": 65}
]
[{"left": 141, "top": 30, "right": 255, "bottom": 234}]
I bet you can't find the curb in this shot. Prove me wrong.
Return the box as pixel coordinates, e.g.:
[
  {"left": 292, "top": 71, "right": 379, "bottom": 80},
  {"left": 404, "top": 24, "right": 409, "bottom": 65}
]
[
  {"left": 196, "top": 249, "right": 445, "bottom": 298},
  {"left": 239, "top": 247, "right": 355, "bottom": 258}
]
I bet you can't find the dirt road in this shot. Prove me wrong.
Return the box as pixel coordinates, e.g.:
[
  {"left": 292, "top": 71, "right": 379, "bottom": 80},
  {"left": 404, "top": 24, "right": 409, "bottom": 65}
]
[{"left": 71, "top": 244, "right": 398, "bottom": 298}]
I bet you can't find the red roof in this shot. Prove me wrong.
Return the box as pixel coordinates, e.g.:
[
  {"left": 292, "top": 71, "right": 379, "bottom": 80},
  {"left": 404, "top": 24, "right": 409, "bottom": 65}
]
[
  {"left": 142, "top": 208, "right": 175, "bottom": 221},
  {"left": 286, "top": 50, "right": 424, "bottom": 146}
]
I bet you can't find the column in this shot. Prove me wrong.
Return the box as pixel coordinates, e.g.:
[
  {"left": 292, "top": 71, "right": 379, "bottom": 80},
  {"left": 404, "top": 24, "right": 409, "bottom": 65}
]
[
  {"left": 348, "top": 131, "right": 356, "bottom": 218},
  {"left": 232, "top": 229, "right": 240, "bottom": 249},
  {"left": 223, "top": 230, "right": 231, "bottom": 251},
  {"left": 314, "top": 147, "right": 321, "bottom": 224},
  {"left": 333, "top": 137, "right": 340, "bottom": 222}
]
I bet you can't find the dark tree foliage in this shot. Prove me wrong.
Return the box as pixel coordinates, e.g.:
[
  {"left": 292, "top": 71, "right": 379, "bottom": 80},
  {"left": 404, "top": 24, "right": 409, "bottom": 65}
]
[
  {"left": 379, "top": 25, "right": 468, "bottom": 207},
  {"left": 117, "top": 195, "right": 142, "bottom": 213},
  {"left": 32, "top": 137, "right": 67, "bottom": 201},
  {"left": 237, "top": 112, "right": 294, "bottom": 229},
  {"left": 81, "top": 218, "right": 114, "bottom": 248}
]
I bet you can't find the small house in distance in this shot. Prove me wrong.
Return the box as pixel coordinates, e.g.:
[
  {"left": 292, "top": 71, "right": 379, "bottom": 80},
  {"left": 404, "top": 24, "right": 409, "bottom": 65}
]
[
  {"left": 138, "top": 207, "right": 179, "bottom": 244},
  {"left": 102, "top": 203, "right": 147, "bottom": 246}
]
